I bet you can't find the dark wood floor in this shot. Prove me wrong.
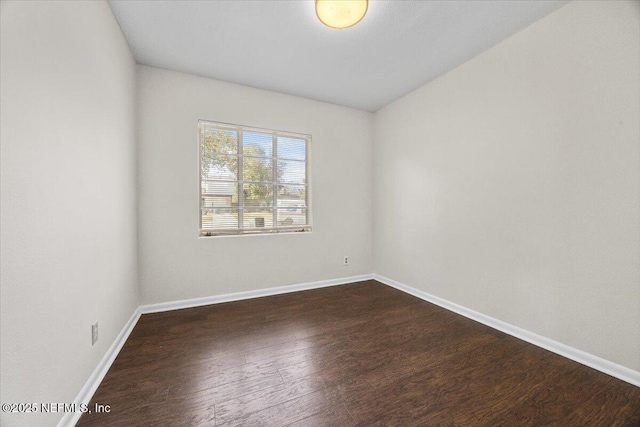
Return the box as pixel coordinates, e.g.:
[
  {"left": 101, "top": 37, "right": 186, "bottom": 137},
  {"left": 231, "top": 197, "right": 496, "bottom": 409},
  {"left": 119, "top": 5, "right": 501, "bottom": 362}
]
[{"left": 78, "top": 280, "right": 640, "bottom": 426}]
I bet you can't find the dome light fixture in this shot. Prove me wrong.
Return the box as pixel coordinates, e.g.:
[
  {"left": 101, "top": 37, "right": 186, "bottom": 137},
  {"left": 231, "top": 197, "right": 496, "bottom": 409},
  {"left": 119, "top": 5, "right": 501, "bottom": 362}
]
[{"left": 315, "top": 0, "right": 368, "bottom": 30}]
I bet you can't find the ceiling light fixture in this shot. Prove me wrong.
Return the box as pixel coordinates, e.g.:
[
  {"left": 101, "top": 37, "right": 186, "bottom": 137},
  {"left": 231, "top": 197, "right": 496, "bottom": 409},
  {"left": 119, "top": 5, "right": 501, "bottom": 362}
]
[{"left": 315, "top": 0, "right": 368, "bottom": 29}]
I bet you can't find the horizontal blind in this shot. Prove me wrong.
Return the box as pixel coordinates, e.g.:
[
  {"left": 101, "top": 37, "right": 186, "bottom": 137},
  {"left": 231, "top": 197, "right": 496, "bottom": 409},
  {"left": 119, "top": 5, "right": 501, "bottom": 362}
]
[{"left": 199, "top": 120, "right": 311, "bottom": 236}]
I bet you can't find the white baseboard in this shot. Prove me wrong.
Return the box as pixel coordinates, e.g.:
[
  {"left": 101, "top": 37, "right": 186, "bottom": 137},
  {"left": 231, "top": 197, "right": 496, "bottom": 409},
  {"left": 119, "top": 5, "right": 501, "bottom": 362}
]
[
  {"left": 373, "top": 274, "right": 640, "bottom": 388},
  {"left": 139, "top": 274, "right": 374, "bottom": 314},
  {"left": 58, "top": 308, "right": 142, "bottom": 427},
  {"left": 62, "top": 272, "right": 637, "bottom": 427}
]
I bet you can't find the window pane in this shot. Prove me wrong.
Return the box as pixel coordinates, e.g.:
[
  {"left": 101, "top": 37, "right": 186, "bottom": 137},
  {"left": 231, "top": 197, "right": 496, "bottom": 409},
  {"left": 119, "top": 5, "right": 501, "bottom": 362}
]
[
  {"left": 201, "top": 208, "right": 239, "bottom": 230},
  {"left": 242, "top": 208, "right": 274, "bottom": 229},
  {"left": 243, "top": 157, "right": 273, "bottom": 182},
  {"left": 199, "top": 120, "right": 310, "bottom": 236},
  {"left": 278, "top": 160, "right": 305, "bottom": 184},
  {"left": 277, "top": 209, "right": 307, "bottom": 227},
  {"left": 277, "top": 185, "right": 306, "bottom": 207},
  {"left": 277, "top": 137, "right": 306, "bottom": 160},
  {"left": 243, "top": 183, "right": 273, "bottom": 207},
  {"left": 201, "top": 154, "right": 237, "bottom": 180},
  {"left": 243, "top": 131, "right": 272, "bottom": 158},
  {"left": 202, "top": 180, "right": 237, "bottom": 195},
  {"left": 201, "top": 128, "right": 237, "bottom": 156},
  {"left": 202, "top": 195, "right": 237, "bottom": 209}
]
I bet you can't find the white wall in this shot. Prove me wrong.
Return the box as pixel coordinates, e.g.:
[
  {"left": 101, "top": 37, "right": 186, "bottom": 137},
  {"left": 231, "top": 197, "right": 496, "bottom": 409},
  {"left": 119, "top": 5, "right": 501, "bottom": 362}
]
[
  {"left": 0, "top": 2, "right": 139, "bottom": 426},
  {"left": 373, "top": 0, "right": 640, "bottom": 372},
  {"left": 137, "top": 65, "right": 372, "bottom": 304}
]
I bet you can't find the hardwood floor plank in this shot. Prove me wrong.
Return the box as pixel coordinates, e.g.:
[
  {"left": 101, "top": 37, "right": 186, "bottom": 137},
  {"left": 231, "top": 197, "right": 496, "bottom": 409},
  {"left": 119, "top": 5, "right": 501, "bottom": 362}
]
[
  {"left": 564, "top": 377, "right": 640, "bottom": 426},
  {"left": 216, "top": 387, "right": 343, "bottom": 427},
  {"left": 171, "top": 369, "right": 284, "bottom": 404},
  {"left": 284, "top": 403, "right": 356, "bottom": 427},
  {"left": 77, "top": 280, "right": 640, "bottom": 426},
  {"left": 214, "top": 375, "right": 334, "bottom": 425}
]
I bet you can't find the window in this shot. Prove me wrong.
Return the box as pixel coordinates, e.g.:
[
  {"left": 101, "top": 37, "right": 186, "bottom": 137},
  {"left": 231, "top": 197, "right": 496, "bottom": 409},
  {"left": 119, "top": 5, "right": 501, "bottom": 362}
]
[{"left": 199, "top": 120, "right": 311, "bottom": 236}]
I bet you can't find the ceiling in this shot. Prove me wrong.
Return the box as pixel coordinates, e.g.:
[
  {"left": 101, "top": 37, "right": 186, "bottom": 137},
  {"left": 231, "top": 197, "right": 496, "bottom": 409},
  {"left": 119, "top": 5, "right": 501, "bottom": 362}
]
[{"left": 109, "top": 0, "right": 568, "bottom": 112}]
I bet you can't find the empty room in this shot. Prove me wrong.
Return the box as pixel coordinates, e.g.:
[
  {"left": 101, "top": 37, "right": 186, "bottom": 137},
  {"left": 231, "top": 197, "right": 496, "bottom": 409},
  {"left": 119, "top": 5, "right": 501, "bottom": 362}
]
[{"left": 1, "top": 0, "right": 639, "bottom": 426}]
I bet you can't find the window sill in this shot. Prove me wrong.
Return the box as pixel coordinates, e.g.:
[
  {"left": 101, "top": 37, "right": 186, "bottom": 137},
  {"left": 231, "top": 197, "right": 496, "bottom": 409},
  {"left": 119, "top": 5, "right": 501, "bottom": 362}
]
[{"left": 199, "top": 228, "right": 312, "bottom": 238}]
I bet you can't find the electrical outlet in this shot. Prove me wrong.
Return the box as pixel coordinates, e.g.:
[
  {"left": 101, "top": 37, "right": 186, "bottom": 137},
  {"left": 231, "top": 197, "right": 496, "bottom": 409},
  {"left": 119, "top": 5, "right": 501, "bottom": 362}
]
[
  {"left": 92, "top": 322, "right": 99, "bottom": 346},
  {"left": 343, "top": 256, "right": 349, "bottom": 266}
]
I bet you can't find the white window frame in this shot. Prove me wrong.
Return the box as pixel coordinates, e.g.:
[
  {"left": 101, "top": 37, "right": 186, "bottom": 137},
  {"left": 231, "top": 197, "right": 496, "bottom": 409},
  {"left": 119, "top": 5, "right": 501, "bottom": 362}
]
[{"left": 198, "top": 120, "right": 312, "bottom": 237}]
